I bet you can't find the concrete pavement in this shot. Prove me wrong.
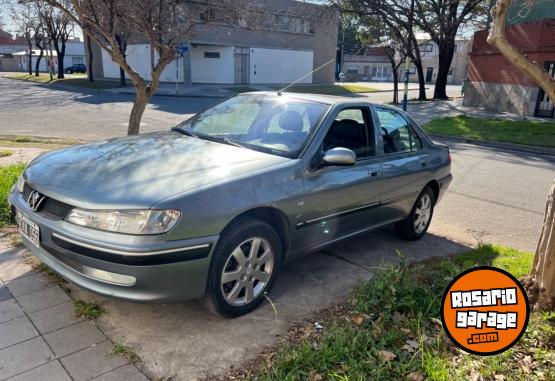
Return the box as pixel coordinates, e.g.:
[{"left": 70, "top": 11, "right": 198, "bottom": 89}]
[{"left": 0, "top": 232, "right": 148, "bottom": 381}]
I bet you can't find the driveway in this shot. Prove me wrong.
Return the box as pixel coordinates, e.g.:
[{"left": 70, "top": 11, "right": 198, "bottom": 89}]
[{"left": 1, "top": 77, "right": 554, "bottom": 380}]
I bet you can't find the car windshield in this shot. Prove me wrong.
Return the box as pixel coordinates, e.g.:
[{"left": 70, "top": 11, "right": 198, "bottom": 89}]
[{"left": 176, "top": 94, "right": 329, "bottom": 157}]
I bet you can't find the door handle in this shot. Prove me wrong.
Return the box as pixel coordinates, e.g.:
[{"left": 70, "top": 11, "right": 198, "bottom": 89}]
[
  {"left": 420, "top": 161, "right": 427, "bottom": 167},
  {"left": 369, "top": 171, "right": 379, "bottom": 177}
]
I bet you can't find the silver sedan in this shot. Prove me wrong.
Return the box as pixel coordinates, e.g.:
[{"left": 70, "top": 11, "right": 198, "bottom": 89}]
[{"left": 9, "top": 92, "right": 452, "bottom": 316}]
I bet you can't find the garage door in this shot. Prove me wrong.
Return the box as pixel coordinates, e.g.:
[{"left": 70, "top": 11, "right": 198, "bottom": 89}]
[{"left": 249, "top": 48, "right": 313, "bottom": 85}]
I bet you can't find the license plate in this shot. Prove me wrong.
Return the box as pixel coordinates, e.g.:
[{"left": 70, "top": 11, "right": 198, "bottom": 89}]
[{"left": 16, "top": 211, "right": 40, "bottom": 247}]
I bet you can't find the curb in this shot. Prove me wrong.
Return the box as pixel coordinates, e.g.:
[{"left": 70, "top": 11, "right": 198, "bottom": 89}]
[{"left": 430, "top": 134, "right": 555, "bottom": 157}]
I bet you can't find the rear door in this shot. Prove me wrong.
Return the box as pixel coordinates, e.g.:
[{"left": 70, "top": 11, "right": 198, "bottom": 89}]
[
  {"left": 297, "top": 106, "right": 382, "bottom": 250},
  {"left": 372, "top": 106, "right": 430, "bottom": 221}
]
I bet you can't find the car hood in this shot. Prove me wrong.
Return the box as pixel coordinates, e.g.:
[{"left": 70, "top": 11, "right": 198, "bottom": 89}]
[{"left": 24, "top": 131, "right": 290, "bottom": 208}]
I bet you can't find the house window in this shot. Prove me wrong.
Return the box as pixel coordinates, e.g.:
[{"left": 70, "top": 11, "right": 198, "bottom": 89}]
[
  {"left": 408, "top": 67, "right": 416, "bottom": 74},
  {"left": 204, "top": 52, "right": 220, "bottom": 59},
  {"left": 276, "top": 14, "right": 313, "bottom": 34},
  {"left": 422, "top": 43, "right": 433, "bottom": 52}
]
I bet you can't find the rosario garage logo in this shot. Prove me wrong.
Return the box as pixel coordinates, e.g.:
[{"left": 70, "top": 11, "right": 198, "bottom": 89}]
[{"left": 441, "top": 266, "right": 529, "bottom": 355}]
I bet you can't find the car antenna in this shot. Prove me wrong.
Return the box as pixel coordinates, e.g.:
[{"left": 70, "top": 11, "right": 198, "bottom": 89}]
[{"left": 277, "top": 58, "right": 336, "bottom": 96}]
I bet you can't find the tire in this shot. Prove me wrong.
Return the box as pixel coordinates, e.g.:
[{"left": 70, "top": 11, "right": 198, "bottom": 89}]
[
  {"left": 66, "top": 70, "right": 72, "bottom": 74},
  {"left": 395, "top": 186, "right": 435, "bottom": 241},
  {"left": 204, "top": 217, "right": 282, "bottom": 317}
]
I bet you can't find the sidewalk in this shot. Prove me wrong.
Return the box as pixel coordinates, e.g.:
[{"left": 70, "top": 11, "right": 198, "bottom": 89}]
[
  {"left": 0, "top": 231, "right": 148, "bottom": 381},
  {"left": 406, "top": 98, "right": 550, "bottom": 125}
]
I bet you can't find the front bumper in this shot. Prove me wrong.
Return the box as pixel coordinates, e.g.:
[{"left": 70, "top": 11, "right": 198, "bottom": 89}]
[{"left": 9, "top": 190, "right": 217, "bottom": 302}]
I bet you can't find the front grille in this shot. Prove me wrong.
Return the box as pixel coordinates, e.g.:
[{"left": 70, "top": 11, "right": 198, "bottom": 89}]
[{"left": 23, "top": 183, "right": 73, "bottom": 220}]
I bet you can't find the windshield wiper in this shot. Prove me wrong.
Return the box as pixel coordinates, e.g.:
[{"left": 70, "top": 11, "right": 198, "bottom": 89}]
[{"left": 216, "top": 136, "right": 248, "bottom": 149}]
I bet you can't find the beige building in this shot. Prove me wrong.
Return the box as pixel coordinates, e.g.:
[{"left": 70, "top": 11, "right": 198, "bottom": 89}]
[
  {"left": 340, "top": 47, "right": 393, "bottom": 82},
  {"left": 405, "top": 35, "right": 472, "bottom": 85}
]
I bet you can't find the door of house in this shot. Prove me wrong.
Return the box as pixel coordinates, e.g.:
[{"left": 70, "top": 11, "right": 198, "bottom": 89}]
[
  {"left": 535, "top": 61, "right": 555, "bottom": 118},
  {"left": 425, "top": 67, "right": 434, "bottom": 82},
  {"left": 234, "top": 47, "right": 250, "bottom": 84}
]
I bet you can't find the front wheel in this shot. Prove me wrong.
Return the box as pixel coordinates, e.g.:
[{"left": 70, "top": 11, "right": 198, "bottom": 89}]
[
  {"left": 204, "top": 218, "right": 282, "bottom": 317},
  {"left": 395, "top": 187, "right": 435, "bottom": 241}
]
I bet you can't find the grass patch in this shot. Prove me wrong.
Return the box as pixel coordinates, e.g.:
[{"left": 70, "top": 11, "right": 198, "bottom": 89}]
[
  {"left": 240, "top": 244, "right": 553, "bottom": 381},
  {"left": 73, "top": 300, "right": 104, "bottom": 320},
  {"left": 9, "top": 73, "right": 120, "bottom": 89},
  {"left": 423, "top": 116, "right": 555, "bottom": 148},
  {"left": 0, "top": 149, "right": 13, "bottom": 157},
  {"left": 0, "top": 163, "right": 26, "bottom": 227},
  {"left": 0, "top": 135, "right": 79, "bottom": 149},
  {"left": 274, "top": 84, "right": 379, "bottom": 95},
  {"left": 112, "top": 342, "right": 140, "bottom": 363}
]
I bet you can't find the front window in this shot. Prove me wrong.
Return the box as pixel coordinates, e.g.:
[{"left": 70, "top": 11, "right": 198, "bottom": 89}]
[{"left": 177, "top": 95, "right": 329, "bottom": 157}]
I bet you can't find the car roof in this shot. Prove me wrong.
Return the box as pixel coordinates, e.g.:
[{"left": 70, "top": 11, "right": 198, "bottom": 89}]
[{"left": 239, "top": 91, "right": 384, "bottom": 107}]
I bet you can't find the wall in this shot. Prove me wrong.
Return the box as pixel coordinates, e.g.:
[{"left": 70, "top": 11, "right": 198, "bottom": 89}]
[
  {"left": 463, "top": 81, "right": 539, "bottom": 116},
  {"left": 191, "top": 45, "right": 234, "bottom": 83},
  {"left": 464, "top": 19, "right": 555, "bottom": 116},
  {"left": 249, "top": 48, "right": 313, "bottom": 84},
  {"left": 102, "top": 44, "right": 185, "bottom": 82}
]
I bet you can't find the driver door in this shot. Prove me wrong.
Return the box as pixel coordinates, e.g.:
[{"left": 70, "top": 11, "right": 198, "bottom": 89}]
[{"left": 297, "top": 106, "right": 383, "bottom": 250}]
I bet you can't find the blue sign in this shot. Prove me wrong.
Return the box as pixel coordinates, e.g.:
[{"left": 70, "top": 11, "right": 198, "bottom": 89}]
[{"left": 178, "top": 45, "right": 189, "bottom": 54}]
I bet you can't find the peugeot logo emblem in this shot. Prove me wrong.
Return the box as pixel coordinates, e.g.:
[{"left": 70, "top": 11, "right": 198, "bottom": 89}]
[{"left": 27, "top": 190, "right": 46, "bottom": 212}]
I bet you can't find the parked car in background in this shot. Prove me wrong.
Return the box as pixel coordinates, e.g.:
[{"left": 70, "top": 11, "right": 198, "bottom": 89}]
[
  {"left": 65, "top": 64, "right": 87, "bottom": 74},
  {"left": 9, "top": 92, "right": 452, "bottom": 317}
]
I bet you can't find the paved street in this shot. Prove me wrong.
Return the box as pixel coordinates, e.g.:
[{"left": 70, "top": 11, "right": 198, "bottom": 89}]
[
  {"left": 0, "top": 77, "right": 554, "bottom": 380},
  {"left": 0, "top": 78, "right": 463, "bottom": 141},
  {"left": 0, "top": 77, "right": 217, "bottom": 141}
]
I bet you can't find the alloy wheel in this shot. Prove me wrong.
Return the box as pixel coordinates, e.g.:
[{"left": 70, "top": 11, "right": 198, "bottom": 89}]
[
  {"left": 220, "top": 237, "right": 274, "bottom": 306},
  {"left": 414, "top": 193, "right": 432, "bottom": 234}
]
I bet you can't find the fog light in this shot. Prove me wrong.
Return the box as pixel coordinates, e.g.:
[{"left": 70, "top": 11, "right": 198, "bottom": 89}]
[{"left": 82, "top": 266, "right": 136, "bottom": 286}]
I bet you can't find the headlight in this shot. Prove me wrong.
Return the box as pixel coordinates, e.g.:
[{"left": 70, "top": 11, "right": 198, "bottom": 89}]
[
  {"left": 65, "top": 209, "right": 181, "bottom": 234},
  {"left": 16, "top": 176, "right": 25, "bottom": 193}
]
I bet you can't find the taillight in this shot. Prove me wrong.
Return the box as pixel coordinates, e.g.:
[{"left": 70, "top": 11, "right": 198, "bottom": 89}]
[{"left": 448, "top": 151, "right": 452, "bottom": 162}]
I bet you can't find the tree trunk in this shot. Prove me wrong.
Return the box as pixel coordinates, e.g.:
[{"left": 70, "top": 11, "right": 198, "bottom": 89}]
[
  {"left": 412, "top": 39, "right": 427, "bottom": 101},
  {"left": 119, "top": 67, "right": 126, "bottom": 87},
  {"left": 128, "top": 84, "right": 149, "bottom": 135},
  {"left": 433, "top": 39, "right": 456, "bottom": 100},
  {"left": 488, "top": 0, "right": 555, "bottom": 102},
  {"left": 55, "top": 39, "right": 66, "bottom": 79},
  {"left": 392, "top": 70, "right": 399, "bottom": 104},
  {"left": 27, "top": 41, "right": 33, "bottom": 75},
  {"left": 35, "top": 49, "right": 44, "bottom": 76},
  {"left": 414, "top": 60, "right": 427, "bottom": 100},
  {"left": 530, "top": 181, "right": 555, "bottom": 310},
  {"left": 487, "top": 0, "right": 555, "bottom": 311},
  {"left": 86, "top": 35, "right": 94, "bottom": 82}
]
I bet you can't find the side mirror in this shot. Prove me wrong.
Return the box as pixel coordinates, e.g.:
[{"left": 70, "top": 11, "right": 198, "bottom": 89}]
[{"left": 322, "top": 147, "right": 356, "bottom": 166}]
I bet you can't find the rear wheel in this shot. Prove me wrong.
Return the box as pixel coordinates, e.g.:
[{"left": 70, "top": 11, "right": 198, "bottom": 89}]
[
  {"left": 395, "top": 186, "right": 435, "bottom": 241},
  {"left": 204, "top": 218, "right": 282, "bottom": 317}
]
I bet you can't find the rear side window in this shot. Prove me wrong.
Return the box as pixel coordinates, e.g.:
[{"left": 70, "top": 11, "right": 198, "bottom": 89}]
[{"left": 375, "top": 107, "right": 422, "bottom": 154}]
